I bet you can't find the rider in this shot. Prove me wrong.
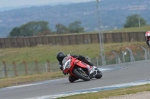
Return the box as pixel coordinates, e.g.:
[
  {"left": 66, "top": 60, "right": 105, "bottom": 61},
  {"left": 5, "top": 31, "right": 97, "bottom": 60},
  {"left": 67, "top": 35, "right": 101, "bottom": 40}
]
[
  {"left": 145, "top": 31, "right": 150, "bottom": 47},
  {"left": 56, "top": 52, "right": 94, "bottom": 75}
]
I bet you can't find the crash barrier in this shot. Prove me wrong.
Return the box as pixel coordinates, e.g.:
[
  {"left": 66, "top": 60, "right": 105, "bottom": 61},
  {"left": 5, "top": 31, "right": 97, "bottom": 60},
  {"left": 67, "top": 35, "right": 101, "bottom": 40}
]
[
  {"left": 0, "top": 32, "right": 145, "bottom": 48},
  {"left": 0, "top": 47, "right": 149, "bottom": 78},
  {"left": 95, "top": 46, "right": 150, "bottom": 66}
]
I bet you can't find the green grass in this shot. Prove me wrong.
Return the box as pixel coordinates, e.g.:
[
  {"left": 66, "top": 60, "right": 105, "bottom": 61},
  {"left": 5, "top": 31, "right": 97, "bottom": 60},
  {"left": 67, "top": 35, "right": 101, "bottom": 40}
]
[
  {"left": 104, "top": 25, "right": 150, "bottom": 33},
  {"left": 0, "top": 42, "right": 147, "bottom": 64},
  {"left": 0, "top": 71, "right": 64, "bottom": 88},
  {"left": 58, "top": 84, "right": 150, "bottom": 99}
]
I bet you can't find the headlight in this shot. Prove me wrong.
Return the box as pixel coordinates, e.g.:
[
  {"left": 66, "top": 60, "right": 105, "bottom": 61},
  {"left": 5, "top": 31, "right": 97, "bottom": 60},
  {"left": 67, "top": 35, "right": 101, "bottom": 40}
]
[{"left": 63, "top": 59, "right": 71, "bottom": 70}]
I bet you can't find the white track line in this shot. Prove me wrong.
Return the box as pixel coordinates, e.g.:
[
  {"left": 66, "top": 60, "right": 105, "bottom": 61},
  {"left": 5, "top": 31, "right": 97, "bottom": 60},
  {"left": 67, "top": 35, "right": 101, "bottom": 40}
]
[
  {"left": 25, "top": 79, "right": 150, "bottom": 99},
  {"left": 0, "top": 68, "right": 110, "bottom": 91}
]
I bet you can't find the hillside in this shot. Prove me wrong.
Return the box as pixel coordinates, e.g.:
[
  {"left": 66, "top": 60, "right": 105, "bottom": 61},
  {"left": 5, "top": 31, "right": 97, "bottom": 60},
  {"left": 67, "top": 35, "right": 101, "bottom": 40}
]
[{"left": 0, "top": 0, "right": 150, "bottom": 37}]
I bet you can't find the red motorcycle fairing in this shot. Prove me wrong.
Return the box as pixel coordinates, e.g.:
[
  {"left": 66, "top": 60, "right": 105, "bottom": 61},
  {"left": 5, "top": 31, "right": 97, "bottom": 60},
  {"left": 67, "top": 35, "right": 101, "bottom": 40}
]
[
  {"left": 66, "top": 56, "right": 89, "bottom": 77},
  {"left": 74, "top": 60, "right": 90, "bottom": 69}
]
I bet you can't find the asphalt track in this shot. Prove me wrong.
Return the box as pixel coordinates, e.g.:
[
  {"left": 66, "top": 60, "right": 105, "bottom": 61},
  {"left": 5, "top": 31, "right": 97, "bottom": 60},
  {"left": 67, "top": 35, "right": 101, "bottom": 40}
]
[{"left": 0, "top": 60, "right": 150, "bottom": 99}]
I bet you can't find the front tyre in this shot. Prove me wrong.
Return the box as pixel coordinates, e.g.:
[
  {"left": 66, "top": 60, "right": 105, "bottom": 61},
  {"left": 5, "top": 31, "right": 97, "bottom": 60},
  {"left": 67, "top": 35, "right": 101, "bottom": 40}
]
[
  {"left": 73, "top": 68, "right": 90, "bottom": 81},
  {"left": 95, "top": 71, "right": 102, "bottom": 79}
]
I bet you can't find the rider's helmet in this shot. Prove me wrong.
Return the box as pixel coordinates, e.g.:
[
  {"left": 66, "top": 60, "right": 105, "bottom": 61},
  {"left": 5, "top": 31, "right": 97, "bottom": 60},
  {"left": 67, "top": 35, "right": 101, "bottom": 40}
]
[
  {"left": 56, "top": 52, "right": 66, "bottom": 62},
  {"left": 145, "top": 31, "right": 150, "bottom": 40},
  {"left": 145, "top": 31, "right": 150, "bottom": 37}
]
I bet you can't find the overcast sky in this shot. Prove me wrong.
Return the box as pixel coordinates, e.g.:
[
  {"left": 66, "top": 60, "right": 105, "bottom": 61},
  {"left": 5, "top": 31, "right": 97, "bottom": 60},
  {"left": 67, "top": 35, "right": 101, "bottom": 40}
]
[{"left": 0, "top": 0, "right": 95, "bottom": 8}]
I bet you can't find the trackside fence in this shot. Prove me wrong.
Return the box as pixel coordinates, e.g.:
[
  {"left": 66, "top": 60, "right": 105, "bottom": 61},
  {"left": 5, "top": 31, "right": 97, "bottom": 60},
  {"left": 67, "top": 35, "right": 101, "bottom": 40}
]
[
  {"left": 0, "top": 32, "right": 146, "bottom": 48},
  {"left": 0, "top": 47, "right": 150, "bottom": 78},
  {"left": 0, "top": 60, "right": 53, "bottom": 78}
]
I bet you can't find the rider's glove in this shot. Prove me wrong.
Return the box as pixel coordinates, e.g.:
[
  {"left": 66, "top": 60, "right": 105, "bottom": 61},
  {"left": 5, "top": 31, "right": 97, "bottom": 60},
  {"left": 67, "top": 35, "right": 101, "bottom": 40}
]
[{"left": 63, "top": 71, "right": 67, "bottom": 75}]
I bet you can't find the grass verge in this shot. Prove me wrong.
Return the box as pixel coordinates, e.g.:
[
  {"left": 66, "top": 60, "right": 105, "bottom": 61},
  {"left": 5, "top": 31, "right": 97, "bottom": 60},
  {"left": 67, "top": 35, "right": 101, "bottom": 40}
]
[
  {"left": 58, "top": 84, "right": 150, "bottom": 99},
  {"left": 0, "top": 42, "right": 147, "bottom": 64},
  {"left": 0, "top": 71, "right": 64, "bottom": 88}
]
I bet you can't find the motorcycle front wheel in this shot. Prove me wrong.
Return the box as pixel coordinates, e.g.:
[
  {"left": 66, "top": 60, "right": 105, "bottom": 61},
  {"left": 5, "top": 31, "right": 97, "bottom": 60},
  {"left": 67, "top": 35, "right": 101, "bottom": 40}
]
[
  {"left": 73, "top": 68, "right": 90, "bottom": 81},
  {"left": 95, "top": 71, "right": 102, "bottom": 79}
]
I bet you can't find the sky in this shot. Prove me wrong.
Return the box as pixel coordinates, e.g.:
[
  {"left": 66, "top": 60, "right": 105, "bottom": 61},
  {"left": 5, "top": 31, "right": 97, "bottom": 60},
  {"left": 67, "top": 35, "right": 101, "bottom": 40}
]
[{"left": 0, "top": 0, "right": 95, "bottom": 8}]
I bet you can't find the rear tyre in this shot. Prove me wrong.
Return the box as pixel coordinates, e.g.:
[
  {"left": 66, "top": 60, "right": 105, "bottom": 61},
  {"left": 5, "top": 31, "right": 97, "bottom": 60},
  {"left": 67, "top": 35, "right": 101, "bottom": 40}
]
[{"left": 73, "top": 68, "right": 90, "bottom": 81}]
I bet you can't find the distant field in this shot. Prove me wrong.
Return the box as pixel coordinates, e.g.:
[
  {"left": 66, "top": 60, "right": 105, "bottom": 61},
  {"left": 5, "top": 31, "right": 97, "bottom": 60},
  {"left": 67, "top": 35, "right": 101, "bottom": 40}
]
[
  {"left": 103, "top": 25, "right": 150, "bottom": 33},
  {"left": 47, "top": 25, "right": 150, "bottom": 35}
]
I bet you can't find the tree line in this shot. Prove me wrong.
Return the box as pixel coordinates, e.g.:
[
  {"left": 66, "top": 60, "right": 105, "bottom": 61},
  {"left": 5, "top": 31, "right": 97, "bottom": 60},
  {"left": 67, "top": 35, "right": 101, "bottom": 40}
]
[
  {"left": 9, "top": 14, "right": 147, "bottom": 37},
  {"left": 9, "top": 21, "right": 50, "bottom": 37},
  {"left": 9, "top": 20, "right": 84, "bottom": 37}
]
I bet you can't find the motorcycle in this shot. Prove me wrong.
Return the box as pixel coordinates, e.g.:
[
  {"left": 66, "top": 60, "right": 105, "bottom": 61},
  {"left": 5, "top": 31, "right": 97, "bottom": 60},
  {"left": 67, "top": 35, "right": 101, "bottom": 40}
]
[
  {"left": 62, "top": 55, "right": 102, "bottom": 83},
  {"left": 147, "top": 38, "right": 150, "bottom": 48}
]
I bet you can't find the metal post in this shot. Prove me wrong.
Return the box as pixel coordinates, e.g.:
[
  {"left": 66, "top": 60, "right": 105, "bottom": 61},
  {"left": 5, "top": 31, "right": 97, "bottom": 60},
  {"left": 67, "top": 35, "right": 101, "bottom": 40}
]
[
  {"left": 138, "top": 6, "right": 141, "bottom": 27},
  {"left": 121, "top": 51, "right": 126, "bottom": 63},
  {"left": 47, "top": 60, "right": 51, "bottom": 72},
  {"left": 96, "top": 0, "right": 106, "bottom": 66},
  {"left": 2, "top": 61, "right": 7, "bottom": 77},
  {"left": 141, "top": 46, "right": 148, "bottom": 60},
  {"left": 111, "top": 50, "right": 118, "bottom": 64},
  {"left": 35, "top": 60, "right": 39, "bottom": 73},
  {"left": 138, "top": 14, "right": 141, "bottom": 27},
  {"left": 96, "top": 56, "right": 99, "bottom": 66},
  {"left": 126, "top": 47, "right": 135, "bottom": 62},
  {"left": 23, "top": 61, "right": 28, "bottom": 75},
  {"left": 111, "top": 50, "right": 122, "bottom": 64},
  {"left": 12, "top": 62, "right": 18, "bottom": 76}
]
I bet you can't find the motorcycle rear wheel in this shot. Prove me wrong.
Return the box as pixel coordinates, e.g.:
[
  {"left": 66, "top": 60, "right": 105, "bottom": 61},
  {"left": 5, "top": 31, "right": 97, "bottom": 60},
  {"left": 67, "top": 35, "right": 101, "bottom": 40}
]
[{"left": 73, "top": 68, "right": 90, "bottom": 81}]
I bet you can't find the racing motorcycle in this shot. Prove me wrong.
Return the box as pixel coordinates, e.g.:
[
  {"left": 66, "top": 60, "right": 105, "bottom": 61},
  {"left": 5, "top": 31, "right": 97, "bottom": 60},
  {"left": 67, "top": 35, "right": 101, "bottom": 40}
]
[
  {"left": 62, "top": 55, "right": 102, "bottom": 83},
  {"left": 147, "top": 38, "right": 150, "bottom": 48}
]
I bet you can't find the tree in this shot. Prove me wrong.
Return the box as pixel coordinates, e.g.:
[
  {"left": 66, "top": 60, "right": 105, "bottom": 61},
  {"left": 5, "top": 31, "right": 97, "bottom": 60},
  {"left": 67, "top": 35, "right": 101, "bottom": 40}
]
[
  {"left": 55, "top": 23, "right": 68, "bottom": 34},
  {"left": 124, "top": 14, "right": 146, "bottom": 28},
  {"left": 9, "top": 21, "right": 50, "bottom": 37},
  {"left": 68, "top": 21, "right": 84, "bottom": 33},
  {"left": 9, "top": 27, "right": 21, "bottom": 37}
]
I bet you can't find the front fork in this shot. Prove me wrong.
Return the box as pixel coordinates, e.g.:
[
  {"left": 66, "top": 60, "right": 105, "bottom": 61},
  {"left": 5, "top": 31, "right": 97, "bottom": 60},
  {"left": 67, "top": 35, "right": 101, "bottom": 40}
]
[{"left": 89, "top": 66, "right": 99, "bottom": 77}]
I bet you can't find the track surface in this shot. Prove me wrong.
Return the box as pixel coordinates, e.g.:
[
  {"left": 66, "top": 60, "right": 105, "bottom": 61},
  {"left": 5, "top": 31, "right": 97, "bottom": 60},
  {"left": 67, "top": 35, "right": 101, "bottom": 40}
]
[{"left": 0, "top": 60, "right": 150, "bottom": 99}]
